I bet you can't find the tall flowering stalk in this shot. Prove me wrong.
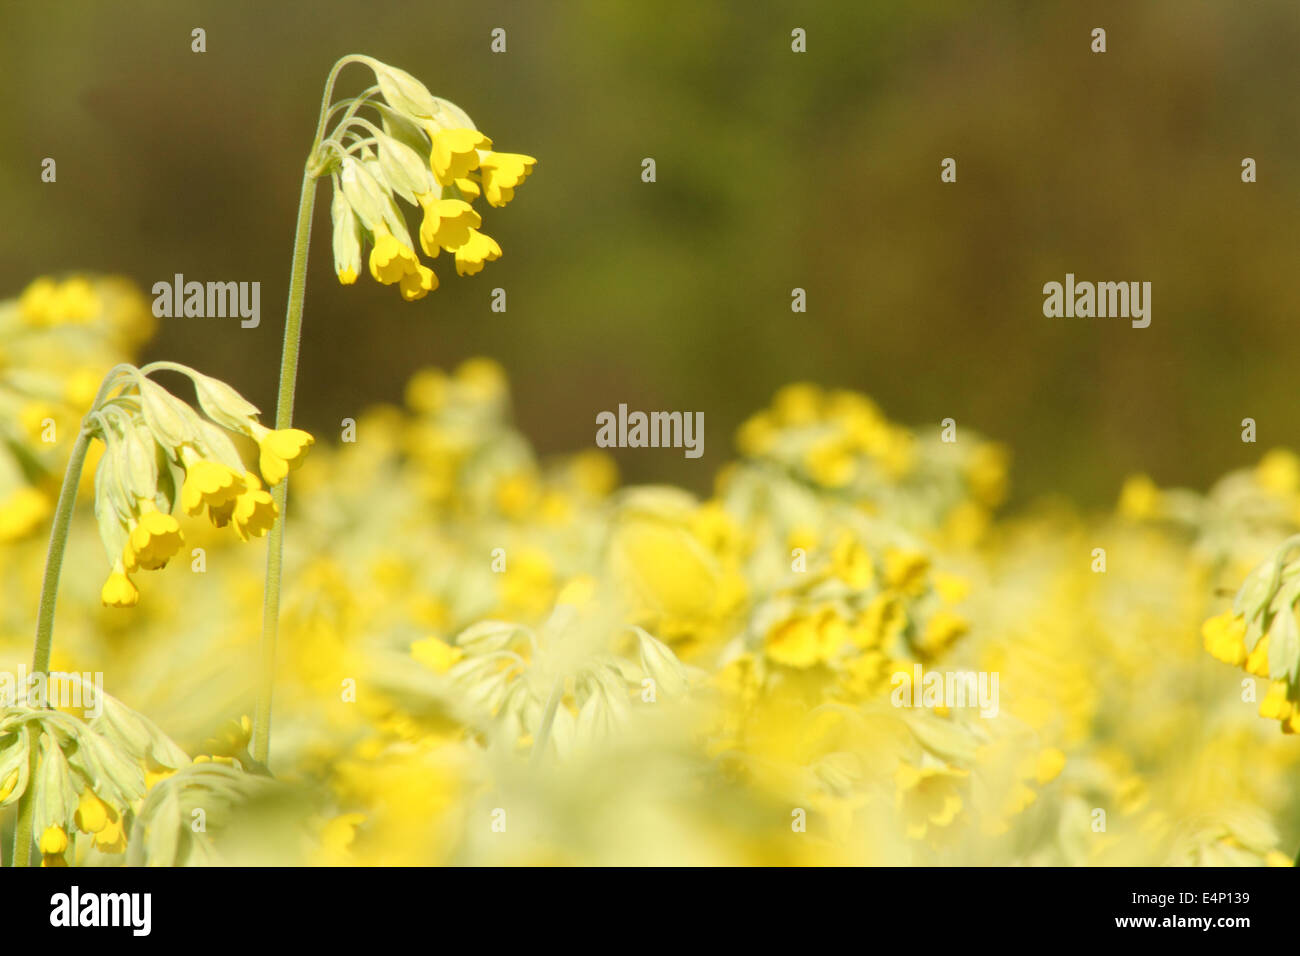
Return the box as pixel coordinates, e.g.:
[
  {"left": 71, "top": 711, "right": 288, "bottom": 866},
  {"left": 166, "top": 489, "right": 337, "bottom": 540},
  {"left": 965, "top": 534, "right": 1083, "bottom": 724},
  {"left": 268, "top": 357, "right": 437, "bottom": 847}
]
[
  {"left": 8, "top": 363, "right": 309, "bottom": 866},
  {"left": 255, "top": 55, "right": 536, "bottom": 763}
]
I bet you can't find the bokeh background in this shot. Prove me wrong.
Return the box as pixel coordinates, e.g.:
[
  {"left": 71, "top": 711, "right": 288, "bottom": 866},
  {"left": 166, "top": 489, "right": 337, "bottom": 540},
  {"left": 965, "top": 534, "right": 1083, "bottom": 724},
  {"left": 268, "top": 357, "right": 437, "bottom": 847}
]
[{"left": 2, "top": 0, "right": 1298, "bottom": 505}]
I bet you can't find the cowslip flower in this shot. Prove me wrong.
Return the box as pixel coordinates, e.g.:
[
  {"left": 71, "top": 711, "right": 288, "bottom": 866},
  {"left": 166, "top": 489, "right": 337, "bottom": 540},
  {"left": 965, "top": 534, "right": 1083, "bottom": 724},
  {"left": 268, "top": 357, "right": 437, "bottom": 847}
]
[
  {"left": 83, "top": 364, "right": 313, "bottom": 606},
  {"left": 40, "top": 825, "right": 69, "bottom": 867},
  {"left": 310, "top": 56, "right": 535, "bottom": 300}
]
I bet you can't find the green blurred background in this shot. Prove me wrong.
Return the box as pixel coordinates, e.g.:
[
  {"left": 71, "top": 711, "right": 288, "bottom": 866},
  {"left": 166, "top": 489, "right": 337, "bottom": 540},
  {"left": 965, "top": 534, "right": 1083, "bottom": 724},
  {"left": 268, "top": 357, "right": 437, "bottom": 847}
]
[{"left": 3, "top": 0, "right": 1298, "bottom": 506}]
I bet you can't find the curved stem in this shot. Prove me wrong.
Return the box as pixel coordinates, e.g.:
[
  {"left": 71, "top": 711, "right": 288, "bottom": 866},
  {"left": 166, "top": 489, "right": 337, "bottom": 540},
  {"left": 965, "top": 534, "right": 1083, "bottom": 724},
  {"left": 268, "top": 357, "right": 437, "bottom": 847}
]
[
  {"left": 252, "top": 164, "right": 319, "bottom": 768},
  {"left": 250, "top": 56, "right": 365, "bottom": 765},
  {"left": 11, "top": 426, "right": 94, "bottom": 867}
]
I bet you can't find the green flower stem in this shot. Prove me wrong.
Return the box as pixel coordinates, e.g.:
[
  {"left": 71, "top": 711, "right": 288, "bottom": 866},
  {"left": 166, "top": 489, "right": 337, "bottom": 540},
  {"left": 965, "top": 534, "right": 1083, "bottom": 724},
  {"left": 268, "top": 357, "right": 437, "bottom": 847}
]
[
  {"left": 11, "top": 426, "right": 95, "bottom": 867},
  {"left": 252, "top": 55, "right": 361, "bottom": 766},
  {"left": 252, "top": 165, "right": 318, "bottom": 767}
]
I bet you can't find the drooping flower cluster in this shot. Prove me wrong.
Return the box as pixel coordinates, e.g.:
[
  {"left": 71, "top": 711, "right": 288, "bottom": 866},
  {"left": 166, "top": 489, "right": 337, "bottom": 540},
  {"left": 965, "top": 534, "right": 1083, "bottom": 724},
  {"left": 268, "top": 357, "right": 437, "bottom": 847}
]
[
  {"left": 86, "top": 363, "right": 314, "bottom": 607},
  {"left": 315, "top": 57, "right": 536, "bottom": 300}
]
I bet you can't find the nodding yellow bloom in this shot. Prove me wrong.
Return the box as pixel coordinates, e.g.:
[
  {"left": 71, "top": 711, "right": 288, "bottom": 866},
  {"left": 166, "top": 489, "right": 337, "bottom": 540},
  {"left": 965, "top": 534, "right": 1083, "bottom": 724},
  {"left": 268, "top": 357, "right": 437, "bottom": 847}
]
[
  {"left": 101, "top": 562, "right": 139, "bottom": 608},
  {"left": 251, "top": 425, "right": 315, "bottom": 486},
  {"left": 74, "top": 791, "right": 111, "bottom": 834},
  {"left": 1260, "top": 681, "right": 1296, "bottom": 722},
  {"left": 1244, "top": 635, "right": 1270, "bottom": 678},
  {"left": 453, "top": 229, "right": 502, "bottom": 277},
  {"left": 477, "top": 151, "right": 536, "bottom": 207},
  {"left": 231, "top": 473, "right": 278, "bottom": 540},
  {"left": 94, "top": 813, "right": 126, "bottom": 854},
  {"left": 426, "top": 128, "right": 491, "bottom": 185},
  {"left": 1202, "top": 610, "right": 1248, "bottom": 667},
  {"left": 399, "top": 263, "right": 438, "bottom": 302},
  {"left": 181, "top": 457, "right": 245, "bottom": 518},
  {"left": 124, "top": 502, "right": 184, "bottom": 571},
  {"left": 39, "top": 825, "right": 68, "bottom": 856},
  {"left": 368, "top": 224, "right": 422, "bottom": 286},
  {"left": 416, "top": 195, "right": 481, "bottom": 256}
]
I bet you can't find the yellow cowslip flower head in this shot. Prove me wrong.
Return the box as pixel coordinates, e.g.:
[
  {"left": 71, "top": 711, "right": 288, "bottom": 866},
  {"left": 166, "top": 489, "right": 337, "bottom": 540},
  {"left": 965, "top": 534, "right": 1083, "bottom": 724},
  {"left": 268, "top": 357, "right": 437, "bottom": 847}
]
[
  {"left": 1259, "top": 680, "right": 1294, "bottom": 721},
  {"left": 249, "top": 424, "right": 315, "bottom": 486},
  {"left": 81, "top": 363, "right": 310, "bottom": 605},
  {"left": 368, "top": 222, "right": 422, "bottom": 285},
  {"left": 39, "top": 824, "right": 69, "bottom": 854},
  {"left": 427, "top": 127, "right": 491, "bottom": 185},
  {"left": 1245, "top": 635, "right": 1270, "bottom": 677},
  {"left": 230, "top": 472, "right": 278, "bottom": 540},
  {"left": 94, "top": 811, "right": 127, "bottom": 854},
  {"left": 477, "top": 150, "right": 536, "bottom": 207},
  {"left": 100, "top": 561, "right": 139, "bottom": 608},
  {"left": 123, "top": 499, "right": 184, "bottom": 571},
  {"left": 400, "top": 263, "right": 439, "bottom": 302},
  {"left": 74, "top": 790, "right": 111, "bottom": 834},
  {"left": 40, "top": 825, "right": 69, "bottom": 866},
  {"left": 308, "top": 56, "right": 534, "bottom": 300},
  {"left": 415, "top": 195, "right": 481, "bottom": 256},
  {"left": 180, "top": 452, "right": 245, "bottom": 519},
  {"left": 453, "top": 229, "right": 503, "bottom": 277},
  {"left": 1202, "top": 610, "right": 1247, "bottom": 667}
]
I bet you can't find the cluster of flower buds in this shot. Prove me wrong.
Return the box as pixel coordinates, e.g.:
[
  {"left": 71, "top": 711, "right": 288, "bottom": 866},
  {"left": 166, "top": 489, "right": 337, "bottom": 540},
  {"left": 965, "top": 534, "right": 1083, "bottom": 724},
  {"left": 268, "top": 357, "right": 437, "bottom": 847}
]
[
  {"left": 315, "top": 56, "right": 536, "bottom": 301},
  {"left": 87, "top": 363, "right": 314, "bottom": 607}
]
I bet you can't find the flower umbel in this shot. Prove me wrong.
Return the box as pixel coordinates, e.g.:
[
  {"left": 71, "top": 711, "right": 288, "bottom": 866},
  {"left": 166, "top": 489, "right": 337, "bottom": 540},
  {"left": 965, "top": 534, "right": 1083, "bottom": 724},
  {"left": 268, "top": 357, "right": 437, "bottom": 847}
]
[
  {"left": 82, "top": 363, "right": 313, "bottom": 606},
  {"left": 312, "top": 56, "right": 536, "bottom": 301}
]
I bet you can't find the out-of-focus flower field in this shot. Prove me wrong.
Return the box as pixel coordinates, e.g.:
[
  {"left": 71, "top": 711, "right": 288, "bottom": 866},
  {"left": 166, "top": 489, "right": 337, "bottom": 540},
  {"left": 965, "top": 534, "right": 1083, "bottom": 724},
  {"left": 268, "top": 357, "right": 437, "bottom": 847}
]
[{"left": 2, "top": 275, "right": 1297, "bottom": 866}]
